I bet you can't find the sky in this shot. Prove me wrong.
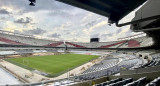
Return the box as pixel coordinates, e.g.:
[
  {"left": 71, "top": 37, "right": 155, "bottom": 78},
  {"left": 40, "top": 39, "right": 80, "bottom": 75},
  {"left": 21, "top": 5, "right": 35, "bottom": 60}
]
[{"left": 0, "top": 0, "right": 143, "bottom": 42}]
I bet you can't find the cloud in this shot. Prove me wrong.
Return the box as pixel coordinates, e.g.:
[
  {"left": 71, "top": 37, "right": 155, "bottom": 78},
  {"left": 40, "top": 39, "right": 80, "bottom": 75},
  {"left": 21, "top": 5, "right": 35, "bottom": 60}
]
[
  {"left": 63, "top": 30, "right": 71, "bottom": 35},
  {"left": 13, "top": 30, "right": 21, "bottom": 34},
  {"left": 72, "top": 38, "right": 77, "bottom": 41},
  {"left": 23, "top": 28, "right": 46, "bottom": 35},
  {"left": 85, "top": 20, "right": 97, "bottom": 27},
  {"left": 3, "top": 21, "right": 24, "bottom": 32},
  {"left": 90, "top": 21, "right": 108, "bottom": 30},
  {"left": 90, "top": 33, "right": 100, "bottom": 38},
  {"left": 101, "top": 33, "right": 113, "bottom": 37},
  {"left": 0, "top": 9, "right": 10, "bottom": 15},
  {"left": 0, "top": 17, "right": 7, "bottom": 21},
  {"left": 116, "top": 28, "right": 122, "bottom": 34},
  {"left": 14, "top": 17, "right": 34, "bottom": 25},
  {"left": 50, "top": 33, "right": 61, "bottom": 38},
  {"left": 83, "top": 20, "right": 108, "bottom": 35},
  {"left": 0, "top": 0, "right": 78, "bottom": 14},
  {"left": 0, "top": 0, "right": 140, "bottom": 42}
]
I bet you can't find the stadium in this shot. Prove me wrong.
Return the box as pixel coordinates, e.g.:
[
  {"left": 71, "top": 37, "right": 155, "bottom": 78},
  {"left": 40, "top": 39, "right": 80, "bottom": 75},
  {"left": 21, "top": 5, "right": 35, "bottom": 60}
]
[{"left": 0, "top": 0, "right": 160, "bottom": 86}]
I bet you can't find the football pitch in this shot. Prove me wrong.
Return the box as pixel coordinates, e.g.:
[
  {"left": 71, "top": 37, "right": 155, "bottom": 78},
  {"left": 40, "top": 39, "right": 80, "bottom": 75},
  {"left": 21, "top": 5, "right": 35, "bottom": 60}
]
[{"left": 7, "top": 54, "right": 99, "bottom": 77}]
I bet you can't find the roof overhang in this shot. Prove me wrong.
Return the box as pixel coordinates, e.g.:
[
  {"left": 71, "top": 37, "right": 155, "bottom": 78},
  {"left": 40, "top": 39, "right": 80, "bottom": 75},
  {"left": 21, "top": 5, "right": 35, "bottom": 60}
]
[{"left": 56, "top": 0, "right": 147, "bottom": 23}]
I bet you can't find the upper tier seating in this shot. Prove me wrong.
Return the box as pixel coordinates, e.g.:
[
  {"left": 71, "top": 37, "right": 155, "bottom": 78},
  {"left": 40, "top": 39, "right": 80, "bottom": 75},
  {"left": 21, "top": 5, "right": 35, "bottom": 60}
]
[
  {"left": 128, "top": 39, "right": 140, "bottom": 47},
  {"left": 0, "top": 33, "right": 153, "bottom": 48},
  {"left": 0, "top": 33, "right": 64, "bottom": 47},
  {"left": 119, "top": 36, "right": 153, "bottom": 48}
]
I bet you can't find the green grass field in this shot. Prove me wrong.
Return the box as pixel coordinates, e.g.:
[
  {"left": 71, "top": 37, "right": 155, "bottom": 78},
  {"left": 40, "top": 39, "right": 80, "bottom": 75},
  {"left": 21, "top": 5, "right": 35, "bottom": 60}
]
[{"left": 7, "top": 54, "right": 98, "bottom": 77}]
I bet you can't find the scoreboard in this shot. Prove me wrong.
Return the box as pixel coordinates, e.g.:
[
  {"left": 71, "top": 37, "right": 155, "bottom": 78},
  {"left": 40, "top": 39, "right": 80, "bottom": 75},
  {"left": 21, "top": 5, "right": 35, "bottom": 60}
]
[{"left": 90, "top": 38, "right": 99, "bottom": 42}]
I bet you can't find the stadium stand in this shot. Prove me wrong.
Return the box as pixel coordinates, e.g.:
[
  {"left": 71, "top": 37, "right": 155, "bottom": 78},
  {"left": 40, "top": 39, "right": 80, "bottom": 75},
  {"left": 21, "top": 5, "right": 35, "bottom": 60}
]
[
  {"left": 0, "top": 32, "right": 63, "bottom": 47},
  {"left": 0, "top": 36, "right": 26, "bottom": 45},
  {"left": 146, "top": 77, "right": 160, "bottom": 86},
  {"left": 65, "top": 42, "right": 86, "bottom": 48},
  {"left": 0, "top": 29, "right": 156, "bottom": 86},
  {"left": 119, "top": 36, "right": 153, "bottom": 48},
  {"left": 95, "top": 77, "right": 147, "bottom": 86},
  {"left": 15, "top": 50, "right": 33, "bottom": 54},
  {"left": 1, "top": 47, "right": 160, "bottom": 86},
  {"left": 0, "top": 31, "right": 153, "bottom": 49},
  {"left": 82, "top": 58, "right": 118, "bottom": 74},
  {"left": 45, "top": 42, "right": 64, "bottom": 47},
  {"left": 98, "top": 41, "right": 127, "bottom": 48},
  {"left": 70, "top": 53, "right": 144, "bottom": 81},
  {"left": 128, "top": 39, "right": 140, "bottom": 47}
]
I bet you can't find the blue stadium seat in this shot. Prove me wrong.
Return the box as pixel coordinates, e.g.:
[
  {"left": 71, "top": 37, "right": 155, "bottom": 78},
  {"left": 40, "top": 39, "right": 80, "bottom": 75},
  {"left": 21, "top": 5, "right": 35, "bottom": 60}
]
[
  {"left": 96, "top": 78, "right": 122, "bottom": 86},
  {"left": 109, "top": 78, "right": 133, "bottom": 86},
  {"left": 124, "top": 77, "right": 146, "bottom": 86},
  {"left": 146, "top": 77, "right": 160, "bottom": 86}
]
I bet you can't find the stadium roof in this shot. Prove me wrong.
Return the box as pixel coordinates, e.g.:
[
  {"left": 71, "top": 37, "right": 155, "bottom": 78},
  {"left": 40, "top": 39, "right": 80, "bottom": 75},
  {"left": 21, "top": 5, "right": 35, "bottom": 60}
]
[{"left": 56, "top": 0, "right": 147, "bottom": 23}]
